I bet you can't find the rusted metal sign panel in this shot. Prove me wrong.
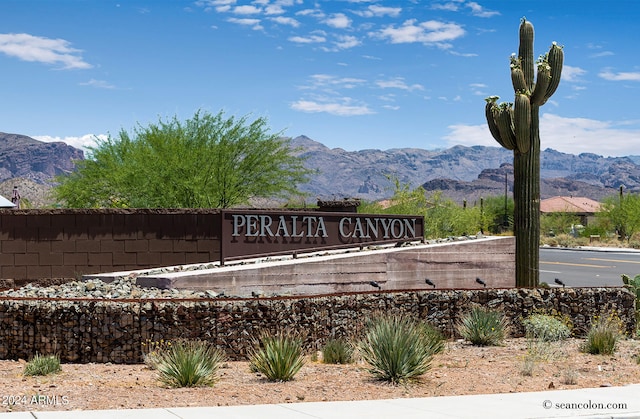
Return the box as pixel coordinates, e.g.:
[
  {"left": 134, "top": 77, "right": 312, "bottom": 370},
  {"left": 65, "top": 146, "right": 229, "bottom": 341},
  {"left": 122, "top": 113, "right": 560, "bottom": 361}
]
[{"left": 220, "top": 210, "right": 424, "bottom": 261}]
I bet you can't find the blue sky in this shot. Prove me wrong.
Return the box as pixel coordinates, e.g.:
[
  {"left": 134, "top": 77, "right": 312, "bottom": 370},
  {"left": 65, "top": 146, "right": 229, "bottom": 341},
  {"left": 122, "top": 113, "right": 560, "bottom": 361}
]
[{"left": 2, "top": 0, "right": 640, "bottom": 157}]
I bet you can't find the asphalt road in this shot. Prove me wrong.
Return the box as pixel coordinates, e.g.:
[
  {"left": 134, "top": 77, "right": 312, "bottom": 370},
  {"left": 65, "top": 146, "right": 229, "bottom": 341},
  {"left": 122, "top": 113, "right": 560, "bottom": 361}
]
[{"left": 540, "top": 247, "right": 640, "bottom": 287}]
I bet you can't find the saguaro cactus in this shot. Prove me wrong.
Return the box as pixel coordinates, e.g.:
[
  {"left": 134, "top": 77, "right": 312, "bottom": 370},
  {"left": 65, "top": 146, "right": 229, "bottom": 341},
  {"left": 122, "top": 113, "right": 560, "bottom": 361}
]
[{"left": 485, "top": 18, "right": 563, "bottom": 287}]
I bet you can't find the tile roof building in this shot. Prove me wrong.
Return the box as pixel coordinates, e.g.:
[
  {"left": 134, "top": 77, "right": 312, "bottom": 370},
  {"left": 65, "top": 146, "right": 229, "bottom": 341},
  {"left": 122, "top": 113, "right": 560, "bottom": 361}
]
[{"left": 540, "top": 196, "right": 601, "bottom": 226}]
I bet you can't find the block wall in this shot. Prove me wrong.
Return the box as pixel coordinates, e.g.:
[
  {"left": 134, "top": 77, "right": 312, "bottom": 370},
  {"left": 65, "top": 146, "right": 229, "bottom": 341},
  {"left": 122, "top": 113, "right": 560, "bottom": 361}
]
[{"left": 0, "top": 209, "right": 222, "bottom": 285}]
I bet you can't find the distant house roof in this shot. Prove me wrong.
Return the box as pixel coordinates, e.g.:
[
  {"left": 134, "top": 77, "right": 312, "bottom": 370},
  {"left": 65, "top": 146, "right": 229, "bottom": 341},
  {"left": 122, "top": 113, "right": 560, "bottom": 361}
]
[
  {"left": 540, "top": 196, "right": 601, "bottom": 214},
  {"left": 0, "top": 195, "right": 15, "bottom": 208}
]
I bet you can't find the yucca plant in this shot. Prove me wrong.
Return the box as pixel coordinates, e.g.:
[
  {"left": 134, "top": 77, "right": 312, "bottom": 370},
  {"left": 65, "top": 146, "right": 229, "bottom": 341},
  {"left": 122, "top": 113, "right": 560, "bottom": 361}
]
[
  {"left": 23, "top": 353, "right": 61, "bottom": 376},
  {"left": 155, "top": 339, "right": 226, "bottom": 388},
  {"left": 357, "top": 315, "right": 444, "bottom": 384},
  {"left": 322, "top": 338, "right": 354, "bottom": 364},
  {"left": 457, "top": 307, "right": 508, "bottom": 346},
  {"left": 249, "top": 331, "right": 305, "bottom": 382}
]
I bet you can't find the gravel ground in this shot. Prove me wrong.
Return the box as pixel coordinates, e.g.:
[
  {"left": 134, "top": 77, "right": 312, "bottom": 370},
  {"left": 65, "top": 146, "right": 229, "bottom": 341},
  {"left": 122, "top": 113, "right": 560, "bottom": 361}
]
[{"left": 2, "top": 338, "right": 640, "bottom": 413}]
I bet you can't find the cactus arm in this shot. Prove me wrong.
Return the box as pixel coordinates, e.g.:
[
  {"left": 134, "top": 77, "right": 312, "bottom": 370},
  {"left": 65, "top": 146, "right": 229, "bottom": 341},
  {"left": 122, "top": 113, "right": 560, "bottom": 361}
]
[
  {"left": 518, "top": 18, "right": 535, "bottom": 91},
  {"left": 510, "top": 56, "right": 528, "bottom": 93},
  {"left": 495, "top": 103, "right": 517, "bottom": 150},
  {"left": 485, "top": 98, "right": 505, "bottom": 144},
  {"left": 530, "top": 60, "right": 551, "bottom": 106},
  {"left": 544, "top": 42, "right": 564, "bottom": 101}
]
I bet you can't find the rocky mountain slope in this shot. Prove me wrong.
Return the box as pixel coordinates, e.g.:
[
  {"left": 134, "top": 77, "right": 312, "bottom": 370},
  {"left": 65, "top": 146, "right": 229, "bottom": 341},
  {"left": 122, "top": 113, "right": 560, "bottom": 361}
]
[
  {"left": 291, "top": 136, "right": 637, "bottom": 203},
  {"left": 0, "top": 131, "right": 636, "bottom": 207},
  {"left": 0, "top": 132, "right": 84, "bottom": 207},
  {"left": 0, "top": 132, "right": 83, "bottom": 182}
]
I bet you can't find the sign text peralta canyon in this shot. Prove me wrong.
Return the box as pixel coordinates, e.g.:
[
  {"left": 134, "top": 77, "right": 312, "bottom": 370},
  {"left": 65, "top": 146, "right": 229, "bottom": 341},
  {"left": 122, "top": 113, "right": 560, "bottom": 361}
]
[{"left": 220, "top": 210, "right": 424, "bottom": 261}]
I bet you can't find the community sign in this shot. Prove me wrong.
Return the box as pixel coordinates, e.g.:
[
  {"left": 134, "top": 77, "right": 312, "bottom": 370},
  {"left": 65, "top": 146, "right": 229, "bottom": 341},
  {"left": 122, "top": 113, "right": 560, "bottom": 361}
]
[{"left": 220, "top": 209, "right": 424, "bottom": 261}]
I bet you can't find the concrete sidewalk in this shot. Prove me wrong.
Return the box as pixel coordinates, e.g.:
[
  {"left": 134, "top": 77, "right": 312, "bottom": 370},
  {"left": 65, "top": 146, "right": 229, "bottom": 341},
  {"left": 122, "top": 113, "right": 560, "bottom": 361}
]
[{"left": 2, "top": 384, "right": 640, "bottom": 419}]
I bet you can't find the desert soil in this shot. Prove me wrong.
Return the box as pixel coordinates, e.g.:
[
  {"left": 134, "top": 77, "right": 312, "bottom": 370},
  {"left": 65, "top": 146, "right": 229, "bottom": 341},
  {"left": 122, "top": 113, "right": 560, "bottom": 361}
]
[{"left": 2, "top": 338, "right": 639, "bottom": 413}]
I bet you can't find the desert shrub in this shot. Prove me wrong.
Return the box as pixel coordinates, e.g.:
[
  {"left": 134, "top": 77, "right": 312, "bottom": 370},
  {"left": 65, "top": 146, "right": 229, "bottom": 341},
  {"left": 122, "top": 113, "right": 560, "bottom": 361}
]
[
  {"left": 520, "top": 353, "right": 536, "bottom": 376},
  {"left": 523, "top": 314, "right": 571, "bottom": 342},
  {"left": 321, "top": 338, "right": 353, "bottom": 364},
  {"left": 249, "top": 331, "right": 305, "bottom": 382},
  {"left": 580, "top": 314, "right": 623, "bottom": 355},
  {"left": 562, "top": 368, "right": 579, "bottom": 385},
  {"left": 457, "top": 307, "right": 508, "bottom": 346},
  {"left": 357, "top": 315, "right": 444, "bottom": 384},
  {"left": 23, "top": 354, "right": 61, "bottom": 376},
  {"left": 155, "top": 339, "right": 225, "bottom": 388}
]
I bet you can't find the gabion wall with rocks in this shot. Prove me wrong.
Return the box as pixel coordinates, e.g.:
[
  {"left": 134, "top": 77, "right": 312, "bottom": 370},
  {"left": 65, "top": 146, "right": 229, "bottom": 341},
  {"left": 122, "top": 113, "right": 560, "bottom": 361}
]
[{"left": 0, "top": 287, "right": 634, "bottom": 363}]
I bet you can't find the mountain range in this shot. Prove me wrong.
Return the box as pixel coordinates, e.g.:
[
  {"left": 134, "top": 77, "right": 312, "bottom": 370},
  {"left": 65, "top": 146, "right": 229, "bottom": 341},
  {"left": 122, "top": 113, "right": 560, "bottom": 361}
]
[
  {"left": 1, "top": 131, "right": 638, "bottom": 207},
  {"left": 291, "top": 136, "right": 640, "bottom": 204}
]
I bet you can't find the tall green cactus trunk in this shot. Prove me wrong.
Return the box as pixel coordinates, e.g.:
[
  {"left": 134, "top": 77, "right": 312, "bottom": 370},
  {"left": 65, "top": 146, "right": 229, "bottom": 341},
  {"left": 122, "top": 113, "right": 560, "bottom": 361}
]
[
  {"left": 513, "top": 105, "right": 540, "bottom": 287},
  {"left": 485, "top": 19, "right": 563, "bottom": 287}
]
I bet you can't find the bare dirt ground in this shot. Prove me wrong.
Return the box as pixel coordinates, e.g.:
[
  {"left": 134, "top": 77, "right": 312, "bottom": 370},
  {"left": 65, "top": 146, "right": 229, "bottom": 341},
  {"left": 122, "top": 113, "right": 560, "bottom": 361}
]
[{"left": 2, "top": 338, "right": 639, "bottom": 413}]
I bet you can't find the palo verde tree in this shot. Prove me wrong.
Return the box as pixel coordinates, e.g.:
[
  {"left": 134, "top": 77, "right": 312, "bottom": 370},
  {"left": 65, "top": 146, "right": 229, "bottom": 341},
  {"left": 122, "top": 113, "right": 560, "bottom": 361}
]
[
  {"left": 599, "top": 192, "right": 640, "bottom": 242},
  {"left": 485, "top": 18, "right": 563, "bottom": 287},
  {"left": 54, "top": 110, "right": 312, "bottom": 208}
]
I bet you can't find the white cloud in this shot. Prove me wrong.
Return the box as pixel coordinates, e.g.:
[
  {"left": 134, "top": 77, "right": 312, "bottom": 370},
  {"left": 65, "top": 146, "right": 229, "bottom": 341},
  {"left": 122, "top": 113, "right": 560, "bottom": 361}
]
[
  {"left": 269, "top": 16, "right": 300, "bottom": 27},
  {"left": 227, "top": 17, "right": 263, "bottom": 30},
  {"left": 375, "top": 20, "right": 465, "bottom": 48},
  {"left": 265, "top": 5, "right": 285, "bottom": 15},
  {"left": 466, "top": 2, "right": 499, "bottom": 17},
  {"left": 376, "top": 77, "right": 424, "bottom": 91},
  {"left": 444, "top": 113, "right": 640, "bottom": 157},
  {"left": 331, "top": 35, "right": 360, "bottom": 50},
  {"left": 195, "top": 0, "right": 235, "bottom": 12},
  {"left": 303, "top": 74, "right": 367, "bottom": 90},
  {"left": 79, "top": 79, "right": 116, "bottom": 89},
  {"left": 449, "top": 50, "right": 477, "bottom": 57},
  {"left": 34, "top": 134, "right": 107, "bottom": 154},
  {"left": 296, "top": 8, "right": 325, "bottom": 19},
  {"left": 590, "top": 51, "right": 614, "bottom": 58},
  {"left": 323, "top": 13, "right": 351, "bottom": 29},
  {"left": 599, "top": 69, "right": 640, "bottom": 82},
  {"left": 0, "top": 33, "right": 92, "bottom": 69},
  {"left": 470, "top": 83, "right": 486, "bottom": 96},
  {"left": 289, "top": 34, "right": 326, "bottom": 44},
  {"left": 355, "top": 5, "right": 402, "bottom": 18},
  {"left": 431, "top": 2, "right": 461, "bottom": 12},
  {"left": 233, "top": 5, "right": 261, "bottom": 14},
  {"left": 290, "top": 99, "right": 374, "bottom": 116},
  {"left": 562, "top": 65, "right": 587, "bottom": 82}
]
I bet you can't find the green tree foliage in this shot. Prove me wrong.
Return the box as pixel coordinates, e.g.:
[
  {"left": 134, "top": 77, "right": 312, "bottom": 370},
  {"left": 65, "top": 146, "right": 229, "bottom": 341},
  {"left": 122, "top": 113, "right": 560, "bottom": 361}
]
[
  {"left": 54, "top": 111, "right": 312, "bottom": 208},
  {"left": 359, "top": 177, "right": 489, "bottom": 239},
  {"left": 598, "top": 193, "right": 640, "bottom": 241},
  {"left": 481, "top": 195, "right": 514, "bottom": 234},
  {"left": 358, "top": 175, "right": 427, "bottom": 215},
  {"left": 540, "top": 212, "right": 581, "bottom": 237}
]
